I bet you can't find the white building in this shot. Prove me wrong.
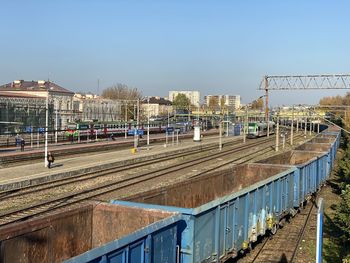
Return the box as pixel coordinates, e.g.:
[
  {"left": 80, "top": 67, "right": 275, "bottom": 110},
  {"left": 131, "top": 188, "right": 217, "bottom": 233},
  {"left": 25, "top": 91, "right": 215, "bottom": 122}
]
[
  {"left": 0, "top": 80, "right": 75, "bottom": 129},
  {"left": 205, "top": 95, "right": 241, "bottom": 110},
  {"left": 73, "top": 93, "right": 126, "bottom": 122},
  {"left": 168, "top": 91, "right": 200, "bottom": 107},
  {"left": 141, "top": 97, "right": 172, "bottom": 118}
]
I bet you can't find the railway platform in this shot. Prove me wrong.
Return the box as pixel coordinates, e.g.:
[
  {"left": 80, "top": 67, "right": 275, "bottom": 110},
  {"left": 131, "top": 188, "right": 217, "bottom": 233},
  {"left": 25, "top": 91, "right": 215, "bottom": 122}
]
[
  {"left": 0, "top": 130, "right": 220, "bottom": 165},
  {"left": 0, "top": 133, "right": 242, "bottom": 191}
]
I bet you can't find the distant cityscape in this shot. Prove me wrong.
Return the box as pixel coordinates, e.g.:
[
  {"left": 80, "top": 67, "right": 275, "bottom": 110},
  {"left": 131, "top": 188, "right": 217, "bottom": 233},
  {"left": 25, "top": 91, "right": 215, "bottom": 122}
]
[{"left": 0, "top": 79, "right": 241, "bottom": 133}]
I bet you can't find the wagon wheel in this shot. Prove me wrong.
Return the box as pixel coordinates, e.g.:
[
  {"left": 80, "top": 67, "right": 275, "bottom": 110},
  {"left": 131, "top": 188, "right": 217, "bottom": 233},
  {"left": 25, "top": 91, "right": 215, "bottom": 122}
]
[
  {"left": 249, "top": 242, "right": 253, "bottom": 251},
  {"left": 271, "top": 223, "right": 278, "bottom": 235}
]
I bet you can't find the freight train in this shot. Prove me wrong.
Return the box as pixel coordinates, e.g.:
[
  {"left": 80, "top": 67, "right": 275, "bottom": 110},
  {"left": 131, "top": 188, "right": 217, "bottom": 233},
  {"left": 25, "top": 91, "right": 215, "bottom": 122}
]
[{"left": 65, "top": 125, "right": 340, "bottom": 263}]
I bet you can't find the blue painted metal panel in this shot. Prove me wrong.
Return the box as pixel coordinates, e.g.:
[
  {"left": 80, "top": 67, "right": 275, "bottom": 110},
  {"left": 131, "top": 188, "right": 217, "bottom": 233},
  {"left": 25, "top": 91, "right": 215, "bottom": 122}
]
[
  {"left": 235, "top": 196, "right": 245, "bottom": 254},
  {"left": 293, "top": 169, "right": 301, "bottom": 207},
  {"left": 255, "top": 187, "right": 263, "bottom": 236},
  {"left": 193, "top": 208, "right": 216, "bottom": 262},
  {"left": 226, "top": 201, "right": 235, "bottom": 253},
  {"left": 152, "top": 225, "right": 178, "bottom": 263},
  {"left": 287, "top": 172, "right": 294, "bottom": 209},
  {"left": 65, "top": 214, "right": 183, "bottom": 263}
]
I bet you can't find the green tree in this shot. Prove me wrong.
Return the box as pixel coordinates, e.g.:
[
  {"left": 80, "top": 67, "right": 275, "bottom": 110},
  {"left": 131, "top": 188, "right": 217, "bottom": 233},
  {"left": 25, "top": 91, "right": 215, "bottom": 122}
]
[
  {"left": 173, "top": 94, "right": 191, "bottom": 110},
  {"left": 334, "top": 185, "right": 350, "bottom": 243},
  {"left": 338, "top": 136, "right": 350, "bottom": 184}
]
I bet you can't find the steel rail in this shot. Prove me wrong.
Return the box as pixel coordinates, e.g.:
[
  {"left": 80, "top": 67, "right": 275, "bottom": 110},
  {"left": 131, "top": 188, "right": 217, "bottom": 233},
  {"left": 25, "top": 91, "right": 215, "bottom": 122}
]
[
  {"left": 0, "top": 137, "right": 246, "bottom": 198},
  {"left": 0, "top": 133, "right": 306, "bottom": 226},
  {"left": 250, "top": 198, "right": 315, "bottom": 263}
]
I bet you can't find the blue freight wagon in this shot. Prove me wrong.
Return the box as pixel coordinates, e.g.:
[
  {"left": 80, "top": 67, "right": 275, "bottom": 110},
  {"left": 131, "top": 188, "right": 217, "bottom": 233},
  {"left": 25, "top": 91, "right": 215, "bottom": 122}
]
[
  {"left": 0, "top": 202, "right": 180, "bottom": 263},
  {"left": 112, "top": 164, "right": 299, "bottom": 262},
  {"left": 295, "top": 142, "right": 333, "bottom": 176},
  {"left": 257, "top": 150, "right": 329, "bottom": 207},
  {"left": 66, "top": 213, "right": 184, "bottom": 263}
]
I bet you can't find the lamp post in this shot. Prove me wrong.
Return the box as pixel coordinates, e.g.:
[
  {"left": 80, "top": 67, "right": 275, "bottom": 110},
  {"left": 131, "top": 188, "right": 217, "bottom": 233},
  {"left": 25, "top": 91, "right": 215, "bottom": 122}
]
[
  {"left": 197, "top": 101, "right": 200, "bottom": 123},
  {"left": 44, "top": 87, "right": 53, "bottom": 167},
  {"left": 275, "top": 111, "right": 280, "bottom": 152},
  {"left": 243, "top": 105, "right": 248, "bottom": 143},
  {"left": 167, "top": 107, "right": 170, "bottom": 127},
  {"left": 188, "top": 104, "right": 190, "bottom": 122},
  {"left": 309, "top": 110, "right": 312, "bottom": 136},
  {"left": 296, "top": 114, "right": 299, "bottom": 133},
  {"left": 226, "top": 108, "right": 229, "bottom": 137},
  {"left": 147, "top": 97, "right": 150, "bottom": 149},
  {"left": 55, "top": 99, "right": 58, "bottom": 144},
  {"left": 219, "top": 119, "right": 222, "bottom": 151},
  {"left": 137, "top": 99, "right": 140, "bottom": 128},
  {"left": 267, "top": 108, "right": 270, "bottom": 137},
  {"left": 291, "top": 105, "right": 294, "bottom": 146},
  {"left": 124, "top": 102, "right": 128, "bottom": 139},
  {"left": 133, "top": 100, "right": 139, "bottom": 149}
]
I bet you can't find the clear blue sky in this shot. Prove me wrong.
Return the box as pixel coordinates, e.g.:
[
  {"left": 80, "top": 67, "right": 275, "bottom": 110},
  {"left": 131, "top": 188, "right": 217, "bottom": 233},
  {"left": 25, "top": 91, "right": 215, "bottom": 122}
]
[{"left": 1, "top": 0, "right": 349, "bottom": 105}]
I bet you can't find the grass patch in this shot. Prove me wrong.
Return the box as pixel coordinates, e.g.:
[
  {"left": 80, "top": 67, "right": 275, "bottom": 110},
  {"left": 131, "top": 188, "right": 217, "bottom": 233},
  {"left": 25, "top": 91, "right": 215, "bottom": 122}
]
[{"left": 322, "top": 146, "right": 350, "bottom": 262}]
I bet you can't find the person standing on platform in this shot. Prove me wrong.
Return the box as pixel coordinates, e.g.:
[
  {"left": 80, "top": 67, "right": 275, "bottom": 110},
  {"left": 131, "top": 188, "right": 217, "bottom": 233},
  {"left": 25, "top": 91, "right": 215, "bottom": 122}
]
[
  {"left": 47, "top": 152, "right": 55, "bottom": 169},
  {"left": 15, "top": 134, "right": 20, "bottom": 146},
  {"left": 20, "top": 138, "right": 25, "bottom": 151}
]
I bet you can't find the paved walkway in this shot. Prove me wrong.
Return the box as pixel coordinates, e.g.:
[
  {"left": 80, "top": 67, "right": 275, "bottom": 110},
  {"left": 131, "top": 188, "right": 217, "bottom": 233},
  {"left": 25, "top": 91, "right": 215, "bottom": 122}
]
[
  {"left": 0, "top": 131, "right": 210, "bottom": 157},
  {"left": 0, "top": 134, "right": 242, "bottom": 187}
]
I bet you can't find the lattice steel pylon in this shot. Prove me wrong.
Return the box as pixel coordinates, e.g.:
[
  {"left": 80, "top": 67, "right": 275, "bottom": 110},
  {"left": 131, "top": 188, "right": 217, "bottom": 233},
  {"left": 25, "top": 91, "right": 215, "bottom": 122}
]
[{"left": 258, "top": 74, "right": 350, "bottom": 124}]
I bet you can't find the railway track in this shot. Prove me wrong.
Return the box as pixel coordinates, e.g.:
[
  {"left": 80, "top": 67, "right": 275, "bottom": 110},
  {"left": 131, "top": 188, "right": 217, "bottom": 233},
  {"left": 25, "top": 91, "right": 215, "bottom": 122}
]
[
  {"left": 0, "top": 136, "right": 247, "bottom": 198},
  {"left": 0, "top": 133, "right": 305, "bottom": 227},
  {"left": 233, "top": 197, "right": 315, "bottom": 263}
]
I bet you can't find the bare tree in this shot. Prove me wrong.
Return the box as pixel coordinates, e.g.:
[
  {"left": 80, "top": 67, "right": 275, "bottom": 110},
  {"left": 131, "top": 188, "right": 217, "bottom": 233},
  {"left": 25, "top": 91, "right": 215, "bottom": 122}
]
[
  {"left": 208, "top": 97, "right": 218, "bottom": 112},
  {"left": 101, "top": 83, "right": 143, "bottom": 100},
  {"left": 319, "top": 95, "right": 343, "bottom": 106},
  {"left": 220, "top": 97, "right": 226, "bottom": 114},
  {"left": 101, "top": 83, "right": 143, "bottom": 121},
  {"left": 251, "top": 98, "right": 264, "bottom": 110},
  {"left": 319, "top": 92, "right": 350, "bottom": 128}
]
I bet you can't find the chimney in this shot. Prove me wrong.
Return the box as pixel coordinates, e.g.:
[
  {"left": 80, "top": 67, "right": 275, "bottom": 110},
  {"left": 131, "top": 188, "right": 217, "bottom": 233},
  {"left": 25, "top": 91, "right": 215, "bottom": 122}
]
[
  {"left": 38, "top": 80, "right": 46, "bottom": 88},
  {"left": 13, "top": 80, "right": 23, "bottom": 88}
]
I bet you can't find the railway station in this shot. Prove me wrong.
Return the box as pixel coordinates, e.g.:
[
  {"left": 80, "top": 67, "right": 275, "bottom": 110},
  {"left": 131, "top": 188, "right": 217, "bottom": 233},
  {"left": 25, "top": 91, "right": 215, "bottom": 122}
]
[
  {"left": 2, "top": 2, "right": 350, "bottom": 263},
  {"left": 0, "top": 111, "right": 343, "bottom": 262},
  {"left": 0, "top": 71, "right": 348, "bottom": 263}
]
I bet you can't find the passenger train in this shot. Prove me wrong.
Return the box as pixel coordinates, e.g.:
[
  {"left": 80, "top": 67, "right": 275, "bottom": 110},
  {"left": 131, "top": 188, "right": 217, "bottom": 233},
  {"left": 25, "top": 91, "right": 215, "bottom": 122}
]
[
  {"left": 247, "top": 121, "right": 275, "bottom": 138},
  {"left": 65, "top": 120, "right": 192, "bottom": 137}
]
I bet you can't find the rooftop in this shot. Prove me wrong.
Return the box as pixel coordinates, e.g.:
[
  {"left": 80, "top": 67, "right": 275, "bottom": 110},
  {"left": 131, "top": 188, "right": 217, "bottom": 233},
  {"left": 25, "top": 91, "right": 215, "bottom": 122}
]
[{"left": 0, "top": 80, "right": 74, "bottom": 95}]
